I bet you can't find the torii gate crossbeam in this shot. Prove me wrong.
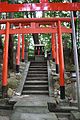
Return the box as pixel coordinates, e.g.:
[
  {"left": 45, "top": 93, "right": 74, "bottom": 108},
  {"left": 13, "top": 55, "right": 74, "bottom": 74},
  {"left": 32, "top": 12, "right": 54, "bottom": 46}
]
[{"left": 0, "top": 2, "right": 80, "bottom": 12}]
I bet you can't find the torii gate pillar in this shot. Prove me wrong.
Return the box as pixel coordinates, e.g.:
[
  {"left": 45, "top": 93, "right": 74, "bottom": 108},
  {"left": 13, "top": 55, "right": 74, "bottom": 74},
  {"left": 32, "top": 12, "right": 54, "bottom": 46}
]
[
  {"left": 57, "top": 21, "right": 65, "bottom": 99},
  {"left": 22, "top": 34, "right": 25, "bottom": 62},
  {"left": 2, "top": 22, "right": 9, "bottom": 97},
  {"left": 55, "top": 34, "right": 59, "bottom": 74}
]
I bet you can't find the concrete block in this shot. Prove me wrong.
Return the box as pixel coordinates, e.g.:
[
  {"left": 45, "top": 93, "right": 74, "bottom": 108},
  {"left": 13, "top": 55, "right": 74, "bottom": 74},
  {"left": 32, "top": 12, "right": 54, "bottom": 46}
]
[
  {"left": 48, "top": 99, "right": 57, "bottom": 112},
  {"left": 10, "top": 112, "right": 58, "bottom": 120},
  {"left": 70, "top": 111, "right": 80, "bottom": 120}
]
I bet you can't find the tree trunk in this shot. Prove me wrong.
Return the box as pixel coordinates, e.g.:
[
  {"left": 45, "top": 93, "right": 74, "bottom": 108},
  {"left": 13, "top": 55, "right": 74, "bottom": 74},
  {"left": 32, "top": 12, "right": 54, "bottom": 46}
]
[{"left": 32, "top": 34, "right": 39, "bottom": 44}]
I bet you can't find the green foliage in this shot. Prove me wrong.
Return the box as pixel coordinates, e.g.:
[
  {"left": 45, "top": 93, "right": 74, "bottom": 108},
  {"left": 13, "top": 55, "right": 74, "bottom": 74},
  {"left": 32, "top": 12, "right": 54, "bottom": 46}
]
[
  {"left": 39, "top": 34, "right": 51, "bottom": 51},
  {"left": 62, "top": 34, "right": 72, "bottom": 49},
  {"left": 77, "top": 41, "right": 80, "bottom": 49},
  {"left": 13, "top": 35, "right": 18, "bottom": 47},
  {"left": 14, "top": 12, "right": 24, "bottom": 18},
  {"left": 76, "top": 15, "right": 80, "bottom": 49}
]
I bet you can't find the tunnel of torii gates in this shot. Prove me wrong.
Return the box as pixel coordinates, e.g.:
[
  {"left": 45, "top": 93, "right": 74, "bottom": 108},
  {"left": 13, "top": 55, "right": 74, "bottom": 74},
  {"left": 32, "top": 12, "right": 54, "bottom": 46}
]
[{"left": 0, "top": 0, "right": 80, "bottom": 101}]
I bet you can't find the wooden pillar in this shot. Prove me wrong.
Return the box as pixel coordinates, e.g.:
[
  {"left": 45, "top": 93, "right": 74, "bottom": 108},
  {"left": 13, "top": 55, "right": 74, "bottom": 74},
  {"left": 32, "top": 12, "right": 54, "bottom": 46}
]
[
  {"left": 16, "top": 24, "right": 21, "bottom": 73},
  {"left": 55, "top": 34, "right": 59, "bottom": 74},
  {"left": 22, "top": 34, "right": 25, "bottom": 62},
  {"left": 2, "top": 22, "right": 10, "bottom": 97},
  {"left": 57, "top": 20, "right": 65, "bottom": 99}
]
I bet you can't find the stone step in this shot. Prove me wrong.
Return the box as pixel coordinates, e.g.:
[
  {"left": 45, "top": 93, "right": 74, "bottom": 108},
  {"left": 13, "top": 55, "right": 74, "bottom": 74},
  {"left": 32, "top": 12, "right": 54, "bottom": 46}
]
[
  {"left": 22, "top": 61, "right": 48, "bottom": 95},
  {"left": 29, "top": 68, "right": 47, "bottom": 71},
  {"left": 11, "top": 113, "right": 58, "bottom": 120},
  {"left": 28, "top": 71, "right": 47, "bottom": 74},
  {"left": 25, "top": 81, "right": 48, "bottom": 85},
  {"left": 30, "top": 64, "right": 47, "bottom": 66},
  {"left": 22, "top": 90, "right": 49, "bottom": 95},
  {"left": 27, "top": 74, "right": 48, "bottom": 77},
  {"left": 26, "top": 77, "right": 48, "bottom": 81},
  {"left": 10, "top": 95, "right": 58, "bottom": 120},
  {"left": 30, "top": 62, "right": 47, "bottom": 64},
  {"left": 29, "top": 66, "right": 47, "bottom": 68},
  {"left": 23, "top": 85, "right": 48, "bottom": 90},
  {"left": 30, "top": 63, "right": 47, "bottom": 65},
  {"left": 24, "top": 85, "right": 48, "bottom": 87},
  {"left": 30, "top": 62, "right": 47, "bottom": 66}
]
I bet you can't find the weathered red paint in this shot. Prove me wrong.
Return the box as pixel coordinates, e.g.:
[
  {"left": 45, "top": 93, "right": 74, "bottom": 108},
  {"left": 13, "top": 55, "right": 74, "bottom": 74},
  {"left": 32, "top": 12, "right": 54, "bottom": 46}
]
[
  {"left": 40, "top": 0, "right": 48, "bottom": 3},
  {"left": 0, "top": 27, "right": 72, "bottom": 34},
  {"left": 16, "top": 24, "right": 21, "bottom": 66},
  {"left": 0, "top": 17, "right": 76, "bottom": 24},
  {"left": 22, "top": 34, "right": 25, "bottom": 61},
  {"left": 51, "top": 33, "right": 55, "bottom": 61},
  {"left": 0, "top": 2, "right": 80, "bottom": 12},
  {"left": 2, "top": 22, "right": 9, "bottom": 86},
  {"left": 55, "top": 34, "right": 59, "bottom": 65},
  {"left": 57, "top": 20, "right": 64, "bottom": 86},
  {"left": 16, "top": 34, "right": 20, "bottom": 66}
]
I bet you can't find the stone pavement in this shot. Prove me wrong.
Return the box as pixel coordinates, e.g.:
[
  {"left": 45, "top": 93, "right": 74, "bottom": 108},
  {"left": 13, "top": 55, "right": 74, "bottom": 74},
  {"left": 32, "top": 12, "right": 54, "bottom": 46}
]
[
  {"left": 11, "top": 113, "right": 57, "bottom": 120},
  {"left": 0, "top": 116, "right": 9, "bottom": 120},
  {"left": 0, "top": 109, "right": 12, "bottom": 120},
  {"left": 10, "top": 95, "right": 58, "bottom": 120},
  {"left": 70, "top": 111, "right": 80, "bottom": 120}
]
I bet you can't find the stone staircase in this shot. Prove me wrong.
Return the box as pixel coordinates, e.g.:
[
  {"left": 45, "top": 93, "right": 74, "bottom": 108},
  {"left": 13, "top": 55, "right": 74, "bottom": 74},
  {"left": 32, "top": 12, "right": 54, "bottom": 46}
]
[{"left": 22, "top": 61, "right": 49, "bottom": 95}]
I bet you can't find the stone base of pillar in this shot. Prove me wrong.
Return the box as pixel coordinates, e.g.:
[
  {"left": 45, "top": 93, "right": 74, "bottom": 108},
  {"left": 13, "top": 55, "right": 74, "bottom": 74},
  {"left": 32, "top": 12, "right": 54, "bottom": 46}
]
[
  {"left": 2, "top": 85, "right": 8, "bottom": 98},
  {"left": 60, "top": 86, "right": 65, "bottom": 99},
  {"left": 16, "top": 65, "right": 19, "bottom": 73}
]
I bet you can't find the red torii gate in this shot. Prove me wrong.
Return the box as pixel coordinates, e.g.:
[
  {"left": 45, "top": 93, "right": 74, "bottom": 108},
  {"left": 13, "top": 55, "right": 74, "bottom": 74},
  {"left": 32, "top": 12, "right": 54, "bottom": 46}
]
[
  {"left": 0, "top": 0, "right": 79, "bottom": 100},
  {"left": 0, "top": 17, "right": 74, "bottom": 99}
]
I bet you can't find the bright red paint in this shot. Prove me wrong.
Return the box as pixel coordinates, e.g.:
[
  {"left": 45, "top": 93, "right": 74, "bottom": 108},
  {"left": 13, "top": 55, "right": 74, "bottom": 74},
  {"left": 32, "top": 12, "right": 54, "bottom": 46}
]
[
  {"left": 16, "top": 24, "right": 21, "bottom": 66},
  {"left": 0, "top": 17, "right": 76, "bottom": 24},
  {"left": 40, "top": 0, "right": 48, "bottom": 3},
  {"left": 2, "top": 22, "right": 10, "bottom": 86},
  {"left": 55, "top": 35, "right": 59, "bottom": 66},
  {"left": 0, "top": 2, "right": 80, "bottom": 13},
  {"left": 57, "top": 21, "right": 65, "bottom": 86},
  {"left": 22, "top": 34, "right": 25, "bottom": 61}
]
